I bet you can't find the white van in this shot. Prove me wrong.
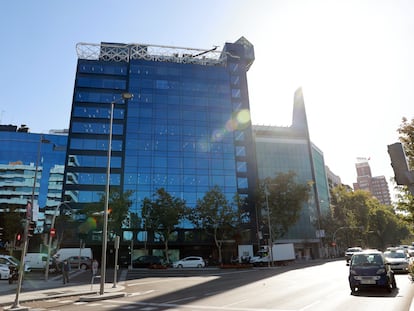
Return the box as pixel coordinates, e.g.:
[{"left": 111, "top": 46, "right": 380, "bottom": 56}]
[
  {"left": 53, "top": 248, "right": 93, "bottom": 262},
  {"left": 24, "top": 253, "right": 48, "bottom": 269}
]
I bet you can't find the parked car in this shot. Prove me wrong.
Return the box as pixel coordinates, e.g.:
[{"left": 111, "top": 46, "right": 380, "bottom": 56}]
[
  {"left": 407, "top": 246, "right": 414, "bottom": 257},
  {"left": 383, "top": 250, "right": 409, "bottom": 273},
  {"left": 348, "top": 249, "right": 396, "bottom": 293},
  {"left": 53, "top": 248, "right": 93, "bottom": 262},
  {"left": 24, "top": 253, "right": 48, "bottom": 270},
  {"left": 0, "top": 254, "right": 31, "bottom": 272},
  {"left": 173, "top": 256, "right": 205, "bottom": 268},
  {"left": 345, "top": 247, "right": 363, "bottom": 263},
  {"left": 0, "top": 263, "right": 10, "bottom": 280},
  {"left": 65, "top": 256, "right": 92, "bottom": 270},
  {"left": 132, "top": 255, "right": 163, "bottom": 268}
]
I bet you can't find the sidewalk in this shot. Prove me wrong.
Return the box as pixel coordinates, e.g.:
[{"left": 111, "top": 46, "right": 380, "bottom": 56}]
[{"left": 0, "top": 269, "right": 126, "bottom": 308}]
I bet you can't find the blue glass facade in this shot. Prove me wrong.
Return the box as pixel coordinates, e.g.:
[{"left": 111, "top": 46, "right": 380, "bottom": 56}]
[
  {"left": 63, "top": 38, "right": 258, "bottom": 246},
  {"left": 0, "top": 128, "right": 67, "bottom": 228},
  {"left": 253, "top": 89, "right": 330, "bottom": 259}
]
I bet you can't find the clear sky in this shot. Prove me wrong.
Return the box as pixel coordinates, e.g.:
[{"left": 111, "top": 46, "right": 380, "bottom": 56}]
[{"left": 0, "top": 0, "right": 412, "bottom": 199}]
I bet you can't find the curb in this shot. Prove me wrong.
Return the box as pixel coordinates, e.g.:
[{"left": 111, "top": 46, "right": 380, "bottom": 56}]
[{"left": 79, "top": 292, "right": 127, "bottom": 302}]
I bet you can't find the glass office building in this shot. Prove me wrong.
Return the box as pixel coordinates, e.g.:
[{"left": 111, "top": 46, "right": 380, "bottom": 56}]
[
  {"left": 63, "top": 38, "right": 258, "bottom": 254},
  {"left": 253, "top": 89, "right": 330, "bottom": 259},
  {"left": 0, "top": 125, "right": 67, "bottom": 231}
]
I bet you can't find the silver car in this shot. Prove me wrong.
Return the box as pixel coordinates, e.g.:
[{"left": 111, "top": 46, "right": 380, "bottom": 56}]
[
  {"left": 173, "top": 256, "right": 205, "bottom": 268},
  {"left": 65, "top": 256, "right": 92, "bottom": 270},
  {"left": 384, "top": 250, "right": 409, "bottom": 273},
  {"left": 0, "top": 263, "right": 10, "bottom": 280}
]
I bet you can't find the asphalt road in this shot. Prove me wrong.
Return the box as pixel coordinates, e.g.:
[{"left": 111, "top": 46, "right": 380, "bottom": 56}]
[{"left": 15, "top": 260, "right": 414, "bottom": 311}]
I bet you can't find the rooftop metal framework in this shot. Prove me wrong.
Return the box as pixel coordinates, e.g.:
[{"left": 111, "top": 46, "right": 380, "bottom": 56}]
[{"left": 76, "top": 42, "right": 227, "bottom": 66}]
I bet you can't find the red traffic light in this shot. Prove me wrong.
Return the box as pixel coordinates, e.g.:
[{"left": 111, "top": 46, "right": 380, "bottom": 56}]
[
  {"left": 16, "top": 233, "right": 22, "bottom": 241},
  {"left": 50, "top": 228, "right": 56, "bottom": 237}
]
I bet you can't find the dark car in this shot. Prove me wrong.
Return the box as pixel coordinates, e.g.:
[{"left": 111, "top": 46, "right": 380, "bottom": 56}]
[
  {"left": 132, "top": 255, "right": 163, "bottom": 268},
  {"left": 345, "top": 247, "right": 363, "bottom": 263},
  {"left": 348, "top": 250, "right": 396, "bottom": 294}
]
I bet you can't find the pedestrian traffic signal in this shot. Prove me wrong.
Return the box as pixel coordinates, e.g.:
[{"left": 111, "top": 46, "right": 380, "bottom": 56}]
[
  {"left": 15, "top": 232, "right": 23, "bottom": 247},
  {"left": 28, "top": 221, "right": 35, "bottom": 237}
]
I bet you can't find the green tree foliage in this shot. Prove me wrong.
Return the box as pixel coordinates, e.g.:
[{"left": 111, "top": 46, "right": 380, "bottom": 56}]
[
  {"left": 55, "top": 207, "right": 75, "bottom": 249},
  {"left": 331, "top": 187, "right": 373, "bottom": 230},
  {"left": 141, "top": 188, "right": 186, "bottom": 263},
  {"left": 128, "top": 212, "right": 141, "bottom": 229},
  {"left": 256, "top": 172, "right": 310, "bottom": 240},
  {"left": 188, "top": 185, "right": 241, "bottom": 264},
  {"left": 326, "top": 185, "right": 411, "bottom": 250},
  {"left": 1, "top": 205, "right": 24, "bottom": 252},
  {"left": 368, "top": 204, "right": 410, "bottom": 249},
  {"left": 81, "top": 190, "right": 133, "bottom": 238},
  {"left": 397, "top": 117, "right": 414, "bottom": 167}
]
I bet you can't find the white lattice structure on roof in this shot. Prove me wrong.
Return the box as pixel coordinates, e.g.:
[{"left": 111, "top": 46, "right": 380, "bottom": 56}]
[{"left": 76, "top": 42, "right": 227, "bottom": 66}]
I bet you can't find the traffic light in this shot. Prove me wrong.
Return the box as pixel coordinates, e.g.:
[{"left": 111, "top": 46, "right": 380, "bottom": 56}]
[
  {"left": 387, "top": 143, "right": 414, "bottom": 185},
  {"left": 28, "top": 221, "right": 35, "bottom": 237},
  {"left": 15, "top": 232, "right": 23, "bottom": 247}
]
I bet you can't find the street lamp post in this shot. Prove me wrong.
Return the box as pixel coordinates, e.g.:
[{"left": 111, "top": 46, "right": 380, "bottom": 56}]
[
  {"left": 45, "top": 201, "right": 71, "bottom": 281},
  {"left": 264, "top": 184, "right": 272, "bottom": 268},
  {"left": 100, "top": 92, "right": 133, "bottom": 295},
  {"left": 12, "top": 135, "right": 50, "bottom": 309}
]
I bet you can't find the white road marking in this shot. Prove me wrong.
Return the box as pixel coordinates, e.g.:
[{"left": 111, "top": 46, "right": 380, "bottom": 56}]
[
  {"left": 73, "top": 301, "right": 88, "bottom": 305},
  {"left": 127, "top": 290, "right": 156, "bottom": 296},
  {"left": 299, "top": 300, "right": 321, "bottom": 311},
  {"left": 164, "top": 296, "right": 197, "bottom": 304},
  {"left": 224, "top": 299, "right": 250, "bottom": 307},
  {"left": 57, "top": 300, "right": 74, "bottom": 304}
]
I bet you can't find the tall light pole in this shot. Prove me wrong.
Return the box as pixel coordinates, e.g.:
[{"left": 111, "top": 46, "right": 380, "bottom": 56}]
[
  {"left": 12, "top": 135, "right": 50, "bottom": 309},
  {"left": 264, "top": 184, "right": 272, "bottom": 268},
  {"left": 100, "top": 92, "right": 133, "bottom": 295},
  {"left": 45, "top": 201, "right": 71, "bottom": 281}
]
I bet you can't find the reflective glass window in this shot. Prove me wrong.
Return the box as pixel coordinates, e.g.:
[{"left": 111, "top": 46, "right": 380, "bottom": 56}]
[
  {"left": 73, "top": 106, "right": 124, "bottom": 119},
  {"left": 70, "top": 138, "right": 122, "bottom": 151},
  {"left": 75, "top": 91, "right": 127, "bottom": 104},
  {"left": 71, "top": 173, "right": 120, "bottom": 185},
  {"left": 71, "top": 122, "right": 123, "bottom": 135},
  {"left": 76, "top": 77, "right": 126, "bottom": 89},
  {"left": 76, "top": 190, "right": 104, "bottom": 203},
  {"left": 231, "top": 75, "right": 240, "bottom": 86},
  {"left": 235, "top": 131, "right": 245, "bottom": 141},
  {"left": 236, "top": 146, "right": 246, "bottom": 157},
  {"left": 238, "top": 177, "right": 248, "bottom": 189},
  {"left": 66, "top": 155, "right": 121, "bottom": 168},
  {"left": 237, "top": 161, "right": 247, "bottom": 172},
  {"left": 78, "top": 63, "right": 127, "bottom": 75},
  {"left": 232, "top": 89, "right": 241, "bottom": 98}
]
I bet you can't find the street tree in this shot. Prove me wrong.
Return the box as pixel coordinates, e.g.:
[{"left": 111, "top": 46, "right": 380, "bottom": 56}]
[
  {"left": 188, "top": 185, "right": 241, "bottom": 264},
  {"left": 368, "top": 204, "right": 411, "bottom": 249},
  {"left": 141, "top": 188, "right": 186, "bottom": 263},
  {"left": 81, "top": 190, "right": 133, "bottom": 239},
  {"left": 395, "top": 117, "right": 414, "bottom": 218},
  {"left": 1, "top": 204, "right": 24, "bottom": 254},
  {"left": 327, "top": 185, "right": 411, "bottom": 250},
  {"left": 256, "top": 172, "right": 310, "bottom": 240}
]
